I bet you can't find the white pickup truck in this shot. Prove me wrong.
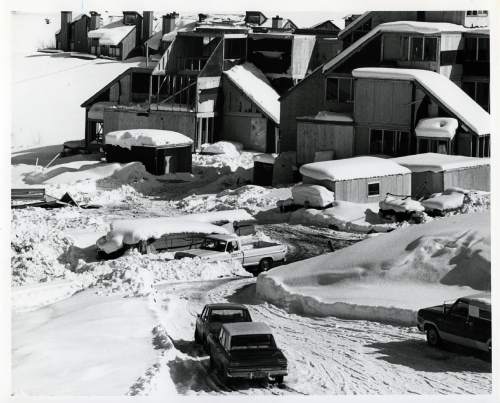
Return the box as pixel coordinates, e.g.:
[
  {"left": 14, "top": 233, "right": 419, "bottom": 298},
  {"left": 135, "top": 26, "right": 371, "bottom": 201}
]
[{"left": 174, "top": 234, "right": 287, "bottom": 274}]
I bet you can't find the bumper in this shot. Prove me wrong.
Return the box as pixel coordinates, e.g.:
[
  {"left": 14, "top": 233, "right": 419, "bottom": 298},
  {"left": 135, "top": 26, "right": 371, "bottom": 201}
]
[{"left": 227, "top": 368, "right": 287, "bottom": 380}]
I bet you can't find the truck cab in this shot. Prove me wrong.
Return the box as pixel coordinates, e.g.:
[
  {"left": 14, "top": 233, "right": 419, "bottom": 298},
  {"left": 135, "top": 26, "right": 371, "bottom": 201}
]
[
  {"left": 417, "top": 293, "right": 491, "bottom": 353},
  {"left": 174, "top": 234, "right": 287, "bottom": 273},
  {"left": 207, "top": 322, "right": 288, "bottom": 384}
]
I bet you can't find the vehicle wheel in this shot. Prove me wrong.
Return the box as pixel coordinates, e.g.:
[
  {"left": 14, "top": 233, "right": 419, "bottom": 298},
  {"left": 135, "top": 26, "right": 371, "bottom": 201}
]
[
  {"left": 274, "top": 375, "right": 284, "bottom": 384},
  {"left": 258, "top": 258, "right": 273, "bottom": 273},
  {"left": 426, "top": 326, "right": 441, "bottom": 347}
]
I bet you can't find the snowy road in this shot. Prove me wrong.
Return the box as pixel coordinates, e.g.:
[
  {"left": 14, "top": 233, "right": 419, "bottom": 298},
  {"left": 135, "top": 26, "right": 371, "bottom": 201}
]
[{"left": 151, "top": 278, "right": 491, "bottom": 396}]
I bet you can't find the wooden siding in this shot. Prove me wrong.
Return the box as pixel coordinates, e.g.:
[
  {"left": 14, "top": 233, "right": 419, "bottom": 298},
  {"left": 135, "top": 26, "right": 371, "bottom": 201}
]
[
  {"left": 439, "top": 33, "right": 463, "bottom": 81},
  {"left": 71, "top": 17, "right": 90, "bottom": 53},
  {"left": 303, "top": 173, "right": 411, "bottom": 203},
  {"left": 354, "top": 78, "right": 412, "bottom": 128},
  {"left": 103, "top": 109, "right": 197, "bottom": 140},
  {"left": 280, "top": 69, "right": 326, "bottom": 152},
  {"left": 120, "top": 28, "right": 137, "bottom": 60},
  {"left": 296, "top": 121, "right": 354, "bottom": 164},
  {"left": 222, "top": 114, "right": 267, "bottom": 152},
  {"left": 443, "top": 165, "right": 490, "bottom": 191},
  {"left": 353, "top": 126, "right": 370, "bottom": 155}
]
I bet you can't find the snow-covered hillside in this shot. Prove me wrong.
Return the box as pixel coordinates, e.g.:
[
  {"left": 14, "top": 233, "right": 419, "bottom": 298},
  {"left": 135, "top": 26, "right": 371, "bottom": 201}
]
[{"left": 257, "top": 212, "right": 490, "bottom": 324}]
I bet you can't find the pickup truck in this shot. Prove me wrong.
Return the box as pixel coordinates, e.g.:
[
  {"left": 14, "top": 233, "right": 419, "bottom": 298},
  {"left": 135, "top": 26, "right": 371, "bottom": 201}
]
[
  {"left": 417, "top": 293, "right": 491, "bottom": 353},
  {"left": 207, "top": 322, "right": 288, "bottom": 384},
  {"left": 194, "top": 303, "right": 252, "bottom": 346},
  {"left": 174, "top": 234, "right": 287, "bottom": 274}
]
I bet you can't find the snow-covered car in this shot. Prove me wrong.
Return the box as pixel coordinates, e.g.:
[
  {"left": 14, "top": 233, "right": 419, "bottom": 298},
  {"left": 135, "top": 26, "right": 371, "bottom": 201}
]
[
  {"left": 417, "top": 293, "right": 491, "bottom": 353},
  {"left": 207, "top": 322, "right": 288, "bottom": 384},
  {"left": 194, "top": 303, "right": 252, "bottom": 346},
  {"left": 421, "top": 188, "right": 467, "bottom": 215},
  {"left": 174, "top": 234, "right": 287, "bottom": 274},
  {"left": 291, "top": 184, "right": 334, "bottom": 209},
  {"left": 378, "top": 194, "right": 425, "bottom": 223}
]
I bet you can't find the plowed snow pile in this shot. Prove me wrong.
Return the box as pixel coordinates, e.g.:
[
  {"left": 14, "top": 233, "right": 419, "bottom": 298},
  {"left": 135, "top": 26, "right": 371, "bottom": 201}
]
[{"left": 257, "top": 211, "right": 490, "bottom": 325}]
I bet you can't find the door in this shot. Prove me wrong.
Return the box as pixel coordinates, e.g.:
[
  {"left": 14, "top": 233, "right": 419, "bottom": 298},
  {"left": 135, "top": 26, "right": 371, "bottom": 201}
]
[
  {"left": 250, "top": 117, "right": 267, "bottom": 152},
  {"left": 227, "top": 240, "right": 244, "bottom": 264},
  {"left": 441, "top": 300, "right": 471, "bottom": 347}
]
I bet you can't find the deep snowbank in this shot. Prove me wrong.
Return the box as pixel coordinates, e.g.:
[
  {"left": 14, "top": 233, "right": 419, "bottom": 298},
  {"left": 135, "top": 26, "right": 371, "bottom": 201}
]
[{"left": 257, "top": 212, "right": 490, "bottom": 325}]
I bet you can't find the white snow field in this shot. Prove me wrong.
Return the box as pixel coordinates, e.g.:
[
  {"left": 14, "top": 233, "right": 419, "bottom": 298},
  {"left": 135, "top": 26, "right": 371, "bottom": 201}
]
[{"left": 257, "top": 212, "right": 490, "bottom": 325}]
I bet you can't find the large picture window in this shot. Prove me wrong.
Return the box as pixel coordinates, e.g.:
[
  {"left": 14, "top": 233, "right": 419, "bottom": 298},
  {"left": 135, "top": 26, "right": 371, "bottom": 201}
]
[
  {"left": 402, "top": 36, "right": 437, "bottom": 62},
  {"left": 326, "top": 77, "right": 354, "bottom": 103},
  {"left": 369, "top": 129, "right": 411, "bottom": 156},
  {"left": 464, "top": 37, "right": 490, "bottom": 62},
  {"left": 462, "top": 80, "right": 489, "bottom": 111}
]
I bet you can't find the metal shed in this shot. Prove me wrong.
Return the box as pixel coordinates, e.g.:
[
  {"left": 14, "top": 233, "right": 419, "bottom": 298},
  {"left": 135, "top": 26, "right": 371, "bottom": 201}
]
[
  {"left": 392, "top": 153, "right": 490, "bottom": 198},
  {"left": 300, "top": 156, "right": 411, "bottom": 203}
]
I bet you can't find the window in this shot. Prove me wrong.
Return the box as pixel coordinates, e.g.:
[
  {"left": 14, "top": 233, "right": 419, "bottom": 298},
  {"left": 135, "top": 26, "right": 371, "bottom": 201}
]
[
  {"left": 368, "top": 182, "right": 380, "bottom": 197},
  {"left": 325, "top": 77, "right": 353, "bottom": 103},
  {"left": 463, "top": 81, "right": 489, "bottom": 111},
  {"left": 465, "top": 37, "right": 490, "bottom": 61},
  {"left": 451, "top": 301, "right": 469, "bottom": 318},
  {"left": 369, "top": 129, "right": 411, "bottom": 156},
  {"left": 402, "top": 36, "right": 438, "bottom": 61}
]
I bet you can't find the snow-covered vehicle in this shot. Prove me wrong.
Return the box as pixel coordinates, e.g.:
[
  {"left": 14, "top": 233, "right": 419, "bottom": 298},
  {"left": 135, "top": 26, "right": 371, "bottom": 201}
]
[
  {"left": 95, "top": 210, "right": 256, "bottom": 259},
  {"left": 207, "top": 322, "right": 288, "bottom": 384},
  {"left": 378, "top": 194, "right": 425, "bottom": 223},
  {"left": 291, "top": 184, "right": 334, "bottom": 209},
  {"left": 194, "top": 303, "right": 252, "bottom": 346},
  {"left": 174, "top": 234, "right": 287, "bottom": 274},
  {"left": 417, "top": 293, "right": 491, "bottom": 353},
  {"left": 421, "top": 188, "right": 467, "bottom": 216}
]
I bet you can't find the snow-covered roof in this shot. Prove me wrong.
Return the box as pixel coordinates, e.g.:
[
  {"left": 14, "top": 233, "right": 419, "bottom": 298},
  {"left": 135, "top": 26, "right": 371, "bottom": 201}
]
[
  {"left": 310, "top": 19, "right": 341, "bottom": 30},
  {"left": 88, "top": 23, "right": 135, "bottom": 46},
  {"left": 223, "top": 322, "right": 272, "bottom": 336},
  {"left": 352, "top": 68, "right": 490, "bottom": 136},
  {"left": 415, "top": 118, "right": 459, "bottom": 139},
  {"left": 300, "top": 156, "right": 411, "bottom": 182},
  {"left": 224, "top": 62, "right": 280, "bottom": 124},
  {"left": 392, "top": 153, "right": 490, "bottom": 173},
  {"left": 324, "top": 21, "right": 467, "bottom": 73},
  {"left": 105, "top": 129, "right": 193, "bottom": 149},
  {"left": 338, "top": 11, "right": 370, "bottom": 38}
]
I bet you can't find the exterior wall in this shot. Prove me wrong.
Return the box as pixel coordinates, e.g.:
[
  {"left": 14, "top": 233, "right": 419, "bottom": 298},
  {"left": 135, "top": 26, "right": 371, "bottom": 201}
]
[
  {"left": 309, "top": 38, "right": 343, "bottom": 70},
  {"left": 71, "top": 17, "right": 90, "bottom": 53},
  {"left": 439, "top": 33, "right": 463, "bottom": 81},
  {"left": 424, "top": 11, "right": 465, "bottom": 25},
  {"left": 296, "top": 121, "right": 354, "bottom": 164},
  {"left": 443, "top": 165, "right": 490, "bottom": 191},
  {"left": 354, "top": 78, "right": 412, "bottom": 128},
  {"left": 60, "top": 12, "right": 72, "bottom": 51},
  {"left": 103, "top": 109, "right": 197, "bottom": 140},
  {"left": 353, "top": 126, "right": 370, "bottom": 155},
  {"left": 291, "top": 35, "right": 316, "bottom": 79},
  {"left": 280, "top": 69, "right": 326, "bottom": 151},
  {"left": 120, "top": 29, "right": 137, "bottom": 60},
  {"left": 303, "top": 173, "right": 411, "bottom": 202},
  {"left": 222, "top": 114, "right": 267, "bottom": 152}
]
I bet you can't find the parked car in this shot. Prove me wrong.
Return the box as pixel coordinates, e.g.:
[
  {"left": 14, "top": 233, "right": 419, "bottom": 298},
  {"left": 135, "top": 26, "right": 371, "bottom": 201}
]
[
  {"left": 174, "top": 234, "right": 287, "bottom": 274},
  {"left": 207, "top": 322, "right": 288, "bottom": 384},
  {"left": 194, "top": 303, "right": 252, "bottom": 345},
  {"left": 417, "top": 293, "right": 491, "bottom": 352}
]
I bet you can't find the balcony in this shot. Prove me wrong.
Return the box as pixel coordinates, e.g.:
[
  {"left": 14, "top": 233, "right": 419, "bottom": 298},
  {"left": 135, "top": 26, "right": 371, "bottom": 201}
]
[{"left": 176, "top": 57, "right": 209, "bottom": 72}]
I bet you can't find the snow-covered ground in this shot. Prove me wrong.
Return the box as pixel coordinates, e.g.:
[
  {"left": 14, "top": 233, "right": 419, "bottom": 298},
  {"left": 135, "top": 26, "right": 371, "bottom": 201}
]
[
  {"left": 9, "top": 11, "right": 492, "bottom": 397},
  {"left": 257, "top": 212, "right": 490, "bottom": 325}
]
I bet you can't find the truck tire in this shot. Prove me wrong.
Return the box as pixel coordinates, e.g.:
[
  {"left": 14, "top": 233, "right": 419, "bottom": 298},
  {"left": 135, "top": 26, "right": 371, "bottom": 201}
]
[
  {"left": 274, "top": 375, "right": 284, "bottom": 384},
  {"left": 258, "top": 258, "right": 273, "bottom": 273},
  {"left": 426, "top": 326, "right": 441, "bottom": 347}
]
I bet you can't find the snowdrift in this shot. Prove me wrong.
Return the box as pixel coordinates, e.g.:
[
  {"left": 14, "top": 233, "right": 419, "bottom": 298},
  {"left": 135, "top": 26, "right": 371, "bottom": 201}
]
[{"left": 257, "top": 212, "right": 490, "bottom": 325}]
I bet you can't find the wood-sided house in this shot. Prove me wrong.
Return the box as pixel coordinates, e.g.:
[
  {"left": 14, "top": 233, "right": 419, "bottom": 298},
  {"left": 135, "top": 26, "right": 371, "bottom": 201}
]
[{"left": 280, "top": 20, "right": 490, "bottom": 165}]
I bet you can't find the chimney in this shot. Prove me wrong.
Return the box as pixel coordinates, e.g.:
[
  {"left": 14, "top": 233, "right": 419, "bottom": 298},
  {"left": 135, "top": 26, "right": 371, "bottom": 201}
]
[
  {"left": 162, "top": 12, "right": 178, "bottom": 35},
  {"left": 60, "top": 11, "right": 72, "bottom": 51},
  {"left": 89, "top": 11, "right": 101, "bottom": 30},
  {"left": 198, "top": 13, "right": 207, "bottom": 23},
  {"left": 142, "top": 11, "right": 153, "bottom": 41},
  {"left": 272, "top": 15, "right": 283, "bottom": 29}
]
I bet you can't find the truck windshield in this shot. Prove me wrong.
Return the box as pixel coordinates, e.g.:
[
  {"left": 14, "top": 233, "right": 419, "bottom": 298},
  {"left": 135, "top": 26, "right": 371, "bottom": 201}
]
[
  {"left": 201, "top": 238, "right": 227, "bottom": 252},
  {"left": 209, "top": 309, "right": 251, "bottom": 323},
  {"left": 230, "top": 334, "right": 276, "bottom": 350}
]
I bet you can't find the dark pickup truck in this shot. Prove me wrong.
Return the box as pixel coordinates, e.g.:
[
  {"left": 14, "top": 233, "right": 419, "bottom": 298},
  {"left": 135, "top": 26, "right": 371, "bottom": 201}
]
[
  {"left": 207, "top": 322, "right": 288, "bottom": 384},
  {"left": 194, "top": 303, "right": 252, "bottom": 346},
  {"left": 417, "top": 293, "right": 491, "bottom": 352}
]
